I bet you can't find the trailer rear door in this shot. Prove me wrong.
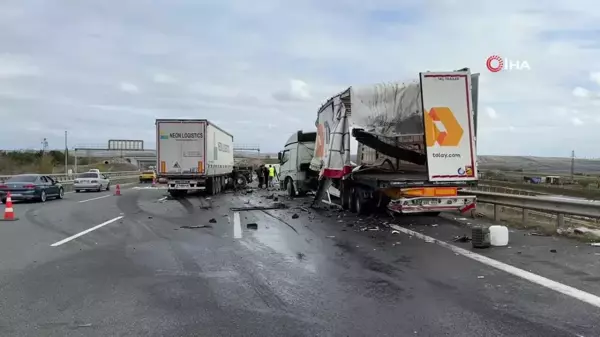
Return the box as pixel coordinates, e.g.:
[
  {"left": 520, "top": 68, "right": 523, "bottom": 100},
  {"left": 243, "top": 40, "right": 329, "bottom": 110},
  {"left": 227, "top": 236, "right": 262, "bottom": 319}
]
[{"left": 420, "top": 71, "right": 477, "bottom": 182}]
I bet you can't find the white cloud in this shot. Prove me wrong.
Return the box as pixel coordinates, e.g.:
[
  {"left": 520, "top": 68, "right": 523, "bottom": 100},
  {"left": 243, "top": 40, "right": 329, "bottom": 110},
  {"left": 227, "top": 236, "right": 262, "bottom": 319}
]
[
  {"left": 590, "top": 72, "right": 600, "bottom": 86},
  {"left": 0, "top": 54, "right": 40, "bottom": 78},
  {"left": 2, "top": 0, "right": 600, "bottom": 156},
  {"left": 119, "top": 82, "right": 140, "bottom": 94},
  {"left": 153, "top": 73, "right": 177, "bottom": 84},
  {"left": 572, "top": 117, "right": 584, "bottom": 125},
  {"left": 485, "top": 106, "right": 498, "bottom": 119},
  {"left": 572, "top": 87, "right": 590, "bottom": 98}
]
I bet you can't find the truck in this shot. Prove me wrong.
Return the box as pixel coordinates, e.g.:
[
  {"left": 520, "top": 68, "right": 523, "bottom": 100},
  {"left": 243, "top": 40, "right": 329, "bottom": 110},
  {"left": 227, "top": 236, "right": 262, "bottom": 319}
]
[
  {"left": 310, "top": 69, "right": 479, "bottom": 215},
  {"left": 277, "top": 130, "right": 319, "bottom": 197},
  {"left": 156, "top": 119, "right": 234, "bottom": 197}
]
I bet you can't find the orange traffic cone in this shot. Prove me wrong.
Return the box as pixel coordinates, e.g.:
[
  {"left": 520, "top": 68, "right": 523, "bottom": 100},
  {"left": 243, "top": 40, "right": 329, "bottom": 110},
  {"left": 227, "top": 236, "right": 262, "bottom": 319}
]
[
  {"left": 1, "top": 192, "right": 17, "bottom": 221},
  {"left": 114, "top": 184, "right": 121, "bottom": 196}
]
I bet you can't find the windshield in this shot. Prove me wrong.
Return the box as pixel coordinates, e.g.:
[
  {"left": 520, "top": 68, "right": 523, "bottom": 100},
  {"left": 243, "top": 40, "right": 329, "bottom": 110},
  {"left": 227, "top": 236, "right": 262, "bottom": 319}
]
[
  {"left": 78, "top": 173, "right": 99, "bottom": 178},
  {"left": 6, "top": 175, "right": 38, "bottom": 183}
]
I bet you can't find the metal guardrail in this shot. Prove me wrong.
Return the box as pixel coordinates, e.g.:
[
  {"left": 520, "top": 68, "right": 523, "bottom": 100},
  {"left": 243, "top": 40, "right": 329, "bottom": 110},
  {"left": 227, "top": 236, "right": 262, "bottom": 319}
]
[
  {"left": 0, "top": 171, "right": 141, "bottom": 183},
  {"left": 460, "top": 190, "right": 600, "bottom": 229}
]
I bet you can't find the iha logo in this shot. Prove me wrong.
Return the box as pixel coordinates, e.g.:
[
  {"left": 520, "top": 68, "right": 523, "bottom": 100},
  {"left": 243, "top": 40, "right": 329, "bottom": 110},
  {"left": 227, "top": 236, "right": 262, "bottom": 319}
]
[{"left": 486, "top": 55, "right": 531, "bottom": 72}]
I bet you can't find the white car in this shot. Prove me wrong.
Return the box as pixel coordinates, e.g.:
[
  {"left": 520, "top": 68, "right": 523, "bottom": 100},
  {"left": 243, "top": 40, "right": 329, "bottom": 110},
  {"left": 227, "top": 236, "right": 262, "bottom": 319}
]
[{"left": 74, "top": 172, "right": 111, "bottom": 192}]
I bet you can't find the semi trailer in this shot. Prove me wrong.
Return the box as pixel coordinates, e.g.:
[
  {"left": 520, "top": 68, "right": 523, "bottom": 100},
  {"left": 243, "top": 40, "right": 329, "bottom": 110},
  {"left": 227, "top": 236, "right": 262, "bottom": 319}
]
[
  {"left": 311, "top": 69, "right": 479, "bottom": 215},
  {"left": 156, "top": 119, "right": 234, "bottom": 197}
]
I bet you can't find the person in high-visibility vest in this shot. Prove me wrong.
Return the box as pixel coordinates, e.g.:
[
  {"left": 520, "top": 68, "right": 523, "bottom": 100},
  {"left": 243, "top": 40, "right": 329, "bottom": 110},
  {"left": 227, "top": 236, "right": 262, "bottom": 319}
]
[{"left": 268, "top": 165, "right": 275, "bottom": 187}]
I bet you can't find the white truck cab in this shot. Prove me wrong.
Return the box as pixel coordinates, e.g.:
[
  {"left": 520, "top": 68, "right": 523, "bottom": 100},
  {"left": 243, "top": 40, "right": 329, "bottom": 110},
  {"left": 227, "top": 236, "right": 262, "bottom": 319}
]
[{"left": 278, "top": 130, "right": 319, "bottom": 197}]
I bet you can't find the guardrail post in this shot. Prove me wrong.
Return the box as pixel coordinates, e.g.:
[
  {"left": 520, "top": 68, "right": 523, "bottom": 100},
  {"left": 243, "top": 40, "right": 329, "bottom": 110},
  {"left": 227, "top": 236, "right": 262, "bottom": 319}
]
[
  {"left": 522, "top": 208, "right": 529, "bottom": 225},
  {"left": 494, "top": 204, "right": 500, "bottom": 221},
  {"left": 557, "top": 213, "right": 565, "bottom": 229}
]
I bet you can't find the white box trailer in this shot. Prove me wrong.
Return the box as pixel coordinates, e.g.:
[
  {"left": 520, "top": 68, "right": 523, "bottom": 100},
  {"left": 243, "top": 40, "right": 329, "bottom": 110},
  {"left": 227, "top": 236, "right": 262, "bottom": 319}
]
[
  {"left": 311, "top": 69, "right": 479, "bottom": 215},
  {"left": 156, "top": 119, "right": 234, "bottom": 196}
]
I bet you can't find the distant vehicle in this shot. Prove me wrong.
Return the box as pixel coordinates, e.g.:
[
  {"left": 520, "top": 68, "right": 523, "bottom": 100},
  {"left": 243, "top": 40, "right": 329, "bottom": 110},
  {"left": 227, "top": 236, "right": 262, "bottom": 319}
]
[
  {"left": 88, "top": 169, "right": 101, "bottom": 174},
  {"left": 74, "top": 172, "right": 111, "bottom": 192},
  {"left": 0, "top": 174, "right": 64, "bottom": 203},
  {"left": 139, "top": 170, "right": 157, "bottom": 183},
  {"left": 156, "top": 119, "right": 234, "bottom": 197}
]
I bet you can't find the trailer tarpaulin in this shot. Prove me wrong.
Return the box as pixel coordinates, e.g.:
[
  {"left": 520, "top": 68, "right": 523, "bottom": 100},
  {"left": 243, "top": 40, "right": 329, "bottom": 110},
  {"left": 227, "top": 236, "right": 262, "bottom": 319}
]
[{"left": 311, "top": 71, "right": 479, "bottom": 179}]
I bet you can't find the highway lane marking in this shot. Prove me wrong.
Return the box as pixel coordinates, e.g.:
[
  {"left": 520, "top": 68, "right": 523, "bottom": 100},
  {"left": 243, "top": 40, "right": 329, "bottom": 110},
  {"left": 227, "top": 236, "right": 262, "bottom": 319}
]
[
  {"left": 65, "top": 182, "right": 137, "bottom": 195},
  {"left": 50, "top": 216, "right": 125, "bottom": 247},
  {"left": 233, "top": 211, "right": 242, "bottom": 239},
  {"left": 78, "top": 195, "right": 111, "bottom": 203},
  {"left": 390, "top": 225, "right": 600, "bottom": 309}
]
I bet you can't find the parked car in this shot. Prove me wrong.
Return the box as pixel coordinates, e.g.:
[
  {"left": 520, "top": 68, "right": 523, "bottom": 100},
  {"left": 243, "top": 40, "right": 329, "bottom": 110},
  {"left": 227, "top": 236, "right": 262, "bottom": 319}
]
[
  {"left": 139, "top": 170, "right": 156, "bottom": 183},
  {"left": 0, "top": 174, "right": 64, "bottom": 203},
  {"left": 74, "top": 172, "right": 111, "bottom": 192}
]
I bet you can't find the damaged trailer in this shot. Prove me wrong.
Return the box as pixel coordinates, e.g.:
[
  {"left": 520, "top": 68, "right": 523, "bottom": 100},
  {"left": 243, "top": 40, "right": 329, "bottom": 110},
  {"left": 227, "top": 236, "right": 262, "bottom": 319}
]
[{"left": 310, "top": 69, "right": 479, "bottom": 216}]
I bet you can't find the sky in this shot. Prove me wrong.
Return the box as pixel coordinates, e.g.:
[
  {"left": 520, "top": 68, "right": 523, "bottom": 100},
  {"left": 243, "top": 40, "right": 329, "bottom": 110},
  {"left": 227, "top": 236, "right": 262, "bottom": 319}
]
[{"left": 1, "top": 0, "right": 600, "bottom": 158}]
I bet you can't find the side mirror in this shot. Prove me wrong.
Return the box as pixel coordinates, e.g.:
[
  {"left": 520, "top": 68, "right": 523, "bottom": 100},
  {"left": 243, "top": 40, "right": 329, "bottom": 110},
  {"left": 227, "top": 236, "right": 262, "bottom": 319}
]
[{"left": 277, "top": 152, "right": 282, "bottom": 161}]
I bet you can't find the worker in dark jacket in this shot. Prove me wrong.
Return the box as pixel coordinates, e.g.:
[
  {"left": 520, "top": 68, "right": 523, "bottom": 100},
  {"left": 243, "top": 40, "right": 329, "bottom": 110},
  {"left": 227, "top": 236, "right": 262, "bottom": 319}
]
[
  {"left": 256, "top": 165, "right": 264, "bottom": 188},
  {"left": 262, "top": 165, "right": 269, "bottom": 189}
]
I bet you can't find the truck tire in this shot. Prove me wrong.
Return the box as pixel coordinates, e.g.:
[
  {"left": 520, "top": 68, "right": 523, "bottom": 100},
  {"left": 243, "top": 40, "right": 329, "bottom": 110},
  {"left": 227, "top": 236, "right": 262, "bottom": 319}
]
[
  {"left": 354, "top": 188, "right": 371, "bottom": 216},
  {"left": 285, "top": 178, "right": 295, "bottom": 198},
  {"left": 206, "top": 177, "right": 215, "bottom": 196},
  {"left": 341, "top": 182, "right": 351, "bottom": 210}
]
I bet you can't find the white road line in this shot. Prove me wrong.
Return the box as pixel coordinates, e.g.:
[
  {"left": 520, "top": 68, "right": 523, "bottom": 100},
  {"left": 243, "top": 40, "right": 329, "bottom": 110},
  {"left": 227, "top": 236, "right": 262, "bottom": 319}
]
[
  {"left": 78, "top": 194, "right": 111, "bottom": 203},
  {"left": 233, "top": 212, "right": 242, "bottom": 239},
  {"left": 51, "top": 216, "right": 124, "bottom": 247},
  {"left": 390, "top": 224, "right": 600, "bottom": 309}
]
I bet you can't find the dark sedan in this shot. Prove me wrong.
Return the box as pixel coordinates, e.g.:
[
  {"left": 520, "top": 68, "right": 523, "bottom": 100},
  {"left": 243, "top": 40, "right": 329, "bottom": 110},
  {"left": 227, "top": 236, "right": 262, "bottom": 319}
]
[{"left": 0, "top": 174, "right": 65, "bottom": 203}]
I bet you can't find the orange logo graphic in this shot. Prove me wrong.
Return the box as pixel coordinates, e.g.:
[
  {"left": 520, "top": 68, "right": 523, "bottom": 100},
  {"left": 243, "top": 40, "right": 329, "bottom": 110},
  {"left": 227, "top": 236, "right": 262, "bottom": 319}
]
[{"left": 425, "top": 107, "right": 463, "bottom": 147}]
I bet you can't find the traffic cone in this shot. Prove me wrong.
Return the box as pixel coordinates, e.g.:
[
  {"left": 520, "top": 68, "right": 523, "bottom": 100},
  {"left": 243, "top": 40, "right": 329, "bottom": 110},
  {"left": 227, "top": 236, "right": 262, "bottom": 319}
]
[
  {"left": 1, "top": 192, "right": 17, "bottom": 221},
  {"left": 114, "top": 184, "right": 121, "bottom": 196},
  {"left": 151, "top": 177, "right": 156, "bottom": 187}
]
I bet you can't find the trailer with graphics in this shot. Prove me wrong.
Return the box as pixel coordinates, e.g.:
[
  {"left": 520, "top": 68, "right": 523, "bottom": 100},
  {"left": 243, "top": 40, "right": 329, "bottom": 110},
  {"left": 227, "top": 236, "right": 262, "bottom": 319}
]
[
  {"left": 311, "top": 69, "right": 479, "bottom": 215},
  {"left": 156, "top": 119, "right": 234, "bottom": 197}
]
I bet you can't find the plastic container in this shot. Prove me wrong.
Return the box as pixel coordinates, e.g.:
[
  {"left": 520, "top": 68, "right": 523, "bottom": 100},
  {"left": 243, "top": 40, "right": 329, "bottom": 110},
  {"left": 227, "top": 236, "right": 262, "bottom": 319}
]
[
  {"left": 472, "top": 226, "right": 491, "bottom": 249},
  {"left": 489, "top": 225, "right": 509, "bottom": 246}
]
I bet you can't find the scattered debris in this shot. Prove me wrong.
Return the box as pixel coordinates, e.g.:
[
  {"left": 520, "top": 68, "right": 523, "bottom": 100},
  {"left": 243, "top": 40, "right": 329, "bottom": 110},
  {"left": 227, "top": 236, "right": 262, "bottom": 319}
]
[
  {"left": 296, "top": 252, "right": 305, "bottom": 260},
  {"left": 148, "top": 216, "right": 153, "bottom": 219},
  {"left": 246, "top": 223, "right": 258, "bottom": 230},
  {"left": 209, "top": 218, "right": 217, "bottom": 223},
  {"left": 431, "top": 224, "right": 438, "bottom": 227},
  {"left": 529, "top": 232, "right": 545, "bottom": 236},
  {"left": 326, "top": 236, "right": 335, "bottom": 238},
  {"left": 477, "top": 276, "right": 485, "bottom": 279},
  {"left": 77, "top": 324, "right": 92, "bottom": 328},
  {"left": 180, "top": 225, "right": 213, "bottom": 229},
  {"left": 425, "top": 237, "right": 434, "bottom": 243},
  {"left": 300, "top": 207, "right": 310, "bottom": 212},
  {"left": 392, "top": 230, "right": 400, "bottom": 234},
  {"left": 230, "top": 203, "right": 287, "bottom": 212},
  {"left": 550, "top": 249, "right": 557, "bottom": 253},
  {"left": 453, "top": 235, "right": 471, "bottom": 242},
  {"left": 265, "top": 194, "right": 275, "bottom": 200},
  {"left": 292, "top": 214, "right": 300, "bottom": 219}
]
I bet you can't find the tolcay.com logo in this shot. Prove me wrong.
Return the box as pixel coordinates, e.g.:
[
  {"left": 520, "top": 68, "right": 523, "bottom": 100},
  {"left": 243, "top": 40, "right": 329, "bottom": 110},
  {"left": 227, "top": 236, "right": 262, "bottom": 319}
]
[{"left": 486, "top": 55, "right": 530, "bottom": 72}]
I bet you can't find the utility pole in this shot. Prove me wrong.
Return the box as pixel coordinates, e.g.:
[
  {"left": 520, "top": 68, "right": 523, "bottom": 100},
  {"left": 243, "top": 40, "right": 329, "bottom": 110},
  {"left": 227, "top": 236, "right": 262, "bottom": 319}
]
[
  {"left": 570, "top": 150, "right": 575, "bottom": 182},
  {"left": 65, "top": 131, "right": 68, "bottom": 175}
]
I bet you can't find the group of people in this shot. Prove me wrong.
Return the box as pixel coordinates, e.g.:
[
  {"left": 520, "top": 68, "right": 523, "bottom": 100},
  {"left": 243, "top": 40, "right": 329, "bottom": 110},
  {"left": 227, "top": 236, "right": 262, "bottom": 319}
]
[{"left": 256, "top": 164, "right": 277, "bottom": 189}]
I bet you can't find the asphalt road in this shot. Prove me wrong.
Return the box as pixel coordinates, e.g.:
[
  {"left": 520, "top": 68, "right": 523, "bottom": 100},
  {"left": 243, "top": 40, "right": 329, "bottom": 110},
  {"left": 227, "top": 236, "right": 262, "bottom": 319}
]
[{"left": 0, "top": 184, "right": 599, "bottom": 336}]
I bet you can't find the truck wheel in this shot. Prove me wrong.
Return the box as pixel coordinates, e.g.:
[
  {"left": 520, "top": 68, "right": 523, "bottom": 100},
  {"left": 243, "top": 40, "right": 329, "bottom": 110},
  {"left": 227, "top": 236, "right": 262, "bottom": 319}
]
[
  {"left": 286, "top": 178, "right": 295, "bottom": 198},
  {"left": 354, "top": 188, "right": 370, "bottom": 216},
  {"left": 341, "top": 183, "right": 351, "bottom": 210}
]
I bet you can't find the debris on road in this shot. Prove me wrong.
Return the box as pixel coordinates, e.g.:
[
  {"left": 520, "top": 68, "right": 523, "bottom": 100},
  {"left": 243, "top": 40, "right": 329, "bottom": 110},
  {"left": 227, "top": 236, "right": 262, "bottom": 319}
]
[
  {"left": 246, "top": 223, "right": 258, "bottom": 230},
  {"left": 180, "top": 225, "right": 213, "bottom": 229},
  {"left": 230, "top": 203, "right": 287, "bottom": 212},
  {"left": 550, "top": 249, "right": 557, "bottom": 253},
  {"left": 209, "top": 218, "right": 217, "bottom": 223},
  {"left": 477, "top": 276, "right": 485, "bottom": 279},
  {"left": 452, "top": 235, "right": 471, "bottom": 242},
  {"left": 292, "top": 213, "right": 299, "bottom": 219}
]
